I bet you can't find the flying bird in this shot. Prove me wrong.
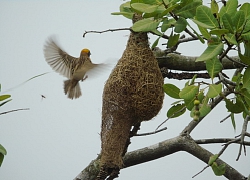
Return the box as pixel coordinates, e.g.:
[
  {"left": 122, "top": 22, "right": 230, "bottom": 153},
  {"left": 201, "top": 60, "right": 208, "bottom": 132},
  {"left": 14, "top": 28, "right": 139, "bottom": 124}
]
[{"left": 43, "top": 37, "right": 105, "bottom": 99}]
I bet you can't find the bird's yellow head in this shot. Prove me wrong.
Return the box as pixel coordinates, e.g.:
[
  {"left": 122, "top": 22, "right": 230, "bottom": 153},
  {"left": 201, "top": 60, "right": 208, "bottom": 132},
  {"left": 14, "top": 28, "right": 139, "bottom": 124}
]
[{"left": 81, "top": 48, "right": 91, "bottom": 57}]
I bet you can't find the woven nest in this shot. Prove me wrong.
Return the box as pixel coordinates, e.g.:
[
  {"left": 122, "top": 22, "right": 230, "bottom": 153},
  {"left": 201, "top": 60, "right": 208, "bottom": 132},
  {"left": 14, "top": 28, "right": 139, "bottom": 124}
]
[{"left": 97, "top": 14, "right": 164, "bottom": 179}]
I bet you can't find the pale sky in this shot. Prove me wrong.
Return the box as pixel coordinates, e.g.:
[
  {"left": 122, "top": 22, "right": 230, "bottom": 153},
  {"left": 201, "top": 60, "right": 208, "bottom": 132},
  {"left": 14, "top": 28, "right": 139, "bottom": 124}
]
[{"left": 0, "top": 1, "right": 249, "bottom": 180}]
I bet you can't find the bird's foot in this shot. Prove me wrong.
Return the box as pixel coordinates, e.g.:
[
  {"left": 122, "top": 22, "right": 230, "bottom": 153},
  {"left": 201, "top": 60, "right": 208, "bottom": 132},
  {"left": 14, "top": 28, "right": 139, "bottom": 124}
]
[{"left": 81, "top": 75, "right": 88, "bottom": 81}]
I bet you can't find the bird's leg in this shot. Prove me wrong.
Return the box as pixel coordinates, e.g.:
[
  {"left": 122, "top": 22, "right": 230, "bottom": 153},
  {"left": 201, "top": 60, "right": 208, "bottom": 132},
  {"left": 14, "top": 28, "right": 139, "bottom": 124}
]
[{"left": 81, "top": 75, "right": 88, "bottom": 81}]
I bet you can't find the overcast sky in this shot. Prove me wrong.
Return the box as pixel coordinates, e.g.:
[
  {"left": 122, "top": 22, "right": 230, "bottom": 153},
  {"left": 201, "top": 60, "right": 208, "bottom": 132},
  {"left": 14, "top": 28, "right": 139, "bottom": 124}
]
[{"left": 0, "top": 1, "right": 249, "bottom": 180}]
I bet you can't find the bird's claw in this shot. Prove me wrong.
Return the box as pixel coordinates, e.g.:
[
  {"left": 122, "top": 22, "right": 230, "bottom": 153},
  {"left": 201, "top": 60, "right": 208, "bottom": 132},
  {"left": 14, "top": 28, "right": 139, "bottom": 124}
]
[{"left": 81, "top": 75, "right": 88, "bottom": 81}]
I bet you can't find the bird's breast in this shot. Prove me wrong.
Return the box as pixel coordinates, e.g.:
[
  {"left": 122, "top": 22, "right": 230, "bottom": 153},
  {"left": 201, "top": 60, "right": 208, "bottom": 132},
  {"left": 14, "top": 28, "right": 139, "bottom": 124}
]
[{"left": 72, "top": 66, "right": 88, "bottom": 80}]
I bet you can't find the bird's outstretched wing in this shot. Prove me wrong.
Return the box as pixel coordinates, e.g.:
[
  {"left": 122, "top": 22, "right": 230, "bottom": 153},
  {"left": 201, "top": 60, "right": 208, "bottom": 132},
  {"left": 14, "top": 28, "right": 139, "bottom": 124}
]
[{"left": 43, "top": 37, "right": 77, "bottom": 79}]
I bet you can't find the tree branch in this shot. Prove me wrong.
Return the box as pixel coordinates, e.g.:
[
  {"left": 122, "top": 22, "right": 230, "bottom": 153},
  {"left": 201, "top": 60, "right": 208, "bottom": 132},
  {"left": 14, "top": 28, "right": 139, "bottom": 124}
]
[
  {"left": 195, "top": 138, "right": 250, "bottom": 146},
  {"left": 83, "top": 28, "right": 131, "bottom": 37},
  {"left": 74, "top": 135, "right": 247, "bottom": 180},
  {"left": 236, "top": 115, "right": 250, "bottom": 161},
  {"left": 156, "top": 53, "right": 245, "bottom": 72}
]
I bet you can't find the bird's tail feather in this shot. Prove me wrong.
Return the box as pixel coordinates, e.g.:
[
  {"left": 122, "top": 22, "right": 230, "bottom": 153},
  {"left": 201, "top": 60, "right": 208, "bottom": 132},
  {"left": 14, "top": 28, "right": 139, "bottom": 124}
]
[{"left": 64, "top": 79, "right": 82, "bottom": 99}]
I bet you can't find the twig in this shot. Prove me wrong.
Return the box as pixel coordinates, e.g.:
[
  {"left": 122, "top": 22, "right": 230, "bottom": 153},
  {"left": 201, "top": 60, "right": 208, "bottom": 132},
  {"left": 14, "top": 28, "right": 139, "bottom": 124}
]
[
  {"left": 218, "top": 72, "right": 236, "bottom": 87},
  {"left": 193, "top": 138, "right": 236, "bottom": 178},
  {"left": 225, "top": 55, "right": 247, "bottom": 67},
  {"left": 245, "top": 132, "right": 250, "bottom": 137},
  {"left": 220, "top": 114, "right": 231, "bottom": 123},
  {"left": 155, "top": 106, "right": 186, "bottom": 131},
  {"left": 0, "top": 108, "right": 29, "bottom": 115},
  {"left": 195, "top": 138, "right": 250, "bottom": 146},
  {"left": 135, "top": 127, "right": 168, "bottom": 136},
  {"left": 236, "top": 115, "right": 249, "bottom": 161},
  {"left": 83, "top": 28, "right": 131, "bottom": 37}
]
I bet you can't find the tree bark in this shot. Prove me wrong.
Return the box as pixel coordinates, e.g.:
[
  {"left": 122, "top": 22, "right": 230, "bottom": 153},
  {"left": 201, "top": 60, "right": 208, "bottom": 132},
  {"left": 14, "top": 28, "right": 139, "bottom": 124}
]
[
  {"left": 156, "top": 53, "right": 243, "bottom": 71},
  {"left": 74, "top": 135, "right": 247, "bottom": 180}
]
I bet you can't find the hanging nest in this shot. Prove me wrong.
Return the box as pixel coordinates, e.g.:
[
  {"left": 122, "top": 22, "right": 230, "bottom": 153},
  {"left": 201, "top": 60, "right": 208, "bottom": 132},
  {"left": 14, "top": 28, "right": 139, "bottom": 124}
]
[{"left": 97, "top": 14, "right": 164, "bottom": 180}]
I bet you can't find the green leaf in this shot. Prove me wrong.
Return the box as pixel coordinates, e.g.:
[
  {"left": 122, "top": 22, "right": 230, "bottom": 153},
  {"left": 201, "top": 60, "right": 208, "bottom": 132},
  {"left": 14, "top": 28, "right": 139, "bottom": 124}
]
[
  {"left": 161, "top": 18, "right": 175, "bottom": 32},
  {"left": 207, "top": 84, "right": 222, "bottom": 98},
  {"left": 112, "top": 1, "right": 134, "bottom": 19},
  {"left": 239, "top": 3, "right": 250, "bottom": 18},
  {"left": 174, "top": 17, "right": 187, "bottom": 33},
  {"left": 206, "top": 57, "right": 223, "bottom": 79},
  {"left": 192, "top": 19, "right": 215, "bottom": 29},
  {"left": 143, "top": 0, "right": 159, "bottom": 5},
  {"left": 0, "top": 154, "right": 4, "bottom": 167},
  {"left": 159, "top": 4, "right": 179, "bottom": 17},
  {"left": 224, "top": 33, "right": 238, "bottom": 45},
  {"left": 222, "top": 13, "right": 234, "bottom": 33},
  {"left": 163, "top": 83, "right": 180, "bottom": 99},
  {"left": 196, "top": 5, "right": 219, "bottom": 28},
  {"left": 208, "top": 154, "right": 219, "bottom": 166},
  {"left": 184, "top": 98, "right": 195, "bottom": 111},
  {"left": 167, "top": 32, "right": 179, "bottom": 48},
  {"left": 225, "top": 98, "right": 245, "bottom": 113},
  {"left": 241, "top": 88, "right": 250, "bottom": 107},
  {"left": 175, "top": 1, "right": 202, "bottom": 18},
  {"left": 143, "top": 5, "right": 165, "bottom": 18},
  {"left": 199, "top": 101, "right": 211, "bottom": 117},
  {"left": 132, "top": 18, "right": 160, "bottom": 32},
  {"left": 242, "top": 31, "right": 250, "bottom": 41},
  {"left": 167, "top": 104, "right": 186, "bottom": 118},
  {"left": 190, "top": 74, "right": 197, "bottom": 85},
  {"left": 131, "top": 0, "right": 144, "bottom": 4},
  {"left": 0, "top": 144, "right": 7, "bottom": 156},
  {"left": 244, "top": 41, "right": 250, "bottom": 57},
  {"left": 219, "top": 0, "right": 238, "bottom": 17},
  {"left": 151, "top": 36, "right": 160, "bottom": 49},
  {"left": 162, "top": 0, "right": 169, "bottom": 5},
  {"left": 0, "top": 144, "right": 7, "bottom": 167},
  {"left": 197, "top": 91, "right": 205, "bottom": 102},
  {"left": 239, "top": 53, "right": 250, "bottom": 65},
  {"left": 111, "top": 12, "right": 134, "bottom": 19},
  {"left": 187, "top": 22, "right": 205, "bottom": 43},
  {"left": 179, "top": 85, "right": 199, "bottom": 100},
  {"left": 198, "top": 25, "right": 211, "bottom": 39},
  {"left": 0, "top": 95, "right": 11, "bottom": 101},
  {"left": 196, "top": 43, "right": 223, "bottom": 62},
  {"left": 210, "top": 29, "right": 229, "bottom": 36},
  {"left": 230, "top": 113, "right": 236, "bottom": 130},
  {"left": 211, "top": 162, "right": 226, "bottom": 176},
  {"left": 233, "top": 10, "right": 245, "bottom": 31},
  {"left": 211, "top": 0, "right": 219, "bottom": 15},
  {"left": 243, "top": 66, "right": 250, "bottom": 90},
  {"left": 131, "top": 3, "right": 158, "bottom": 13}
]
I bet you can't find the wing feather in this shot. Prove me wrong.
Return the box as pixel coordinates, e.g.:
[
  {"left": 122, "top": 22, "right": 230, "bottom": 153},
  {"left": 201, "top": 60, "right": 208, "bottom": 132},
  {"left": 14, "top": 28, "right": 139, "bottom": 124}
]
[{"left": 43, "top": 37, "right": 77, "bottom": 79}]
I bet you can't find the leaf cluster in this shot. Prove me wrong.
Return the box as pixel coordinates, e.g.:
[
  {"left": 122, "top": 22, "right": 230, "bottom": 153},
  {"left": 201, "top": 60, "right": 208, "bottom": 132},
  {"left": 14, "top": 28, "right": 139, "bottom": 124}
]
[
  {"left": 112, "top": 0, "right": 250, "bottom": 176},
  {"left": 0, "top": 84, "right": 10, "bottom": 167}
]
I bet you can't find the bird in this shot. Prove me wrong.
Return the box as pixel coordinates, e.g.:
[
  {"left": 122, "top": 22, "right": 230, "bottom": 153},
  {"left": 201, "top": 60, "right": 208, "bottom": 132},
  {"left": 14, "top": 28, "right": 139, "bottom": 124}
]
[{"left": 43, "top": 37, "right": 103, "bottom": 99}]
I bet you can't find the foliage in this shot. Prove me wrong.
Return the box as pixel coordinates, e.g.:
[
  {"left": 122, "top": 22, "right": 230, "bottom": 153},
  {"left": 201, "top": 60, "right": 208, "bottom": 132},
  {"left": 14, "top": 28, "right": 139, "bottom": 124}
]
[
  {"left": 111, "top": 0, "right": 250, "bottom": 177},
  {"left": 0, "top": 84, "right": 11, "bottom": 167},
  {"left": 0, "top": 73, "right": 46, "bottom": 167}
]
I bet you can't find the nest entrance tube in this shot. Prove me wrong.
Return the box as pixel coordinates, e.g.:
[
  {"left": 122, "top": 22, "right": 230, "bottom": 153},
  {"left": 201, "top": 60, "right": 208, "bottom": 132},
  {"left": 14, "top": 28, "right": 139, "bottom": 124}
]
[{"left": 97, "top": 14, "right": 164, "bottom": 180}]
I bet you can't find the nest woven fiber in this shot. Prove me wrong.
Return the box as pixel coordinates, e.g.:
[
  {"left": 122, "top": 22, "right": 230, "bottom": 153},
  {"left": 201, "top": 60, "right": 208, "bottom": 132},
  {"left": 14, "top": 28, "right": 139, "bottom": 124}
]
[{"left": 97, "top": 14, "right": 164, "bottom": 179}]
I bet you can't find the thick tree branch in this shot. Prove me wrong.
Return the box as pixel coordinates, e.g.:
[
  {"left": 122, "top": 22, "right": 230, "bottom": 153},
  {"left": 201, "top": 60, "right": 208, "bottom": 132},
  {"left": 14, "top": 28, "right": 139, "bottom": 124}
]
[
  {"left": 156, "top": 53, "right": 245, "bottom": 72},
  {"left": 74, "top": 135, "right": 247, "bottom": 180}
]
